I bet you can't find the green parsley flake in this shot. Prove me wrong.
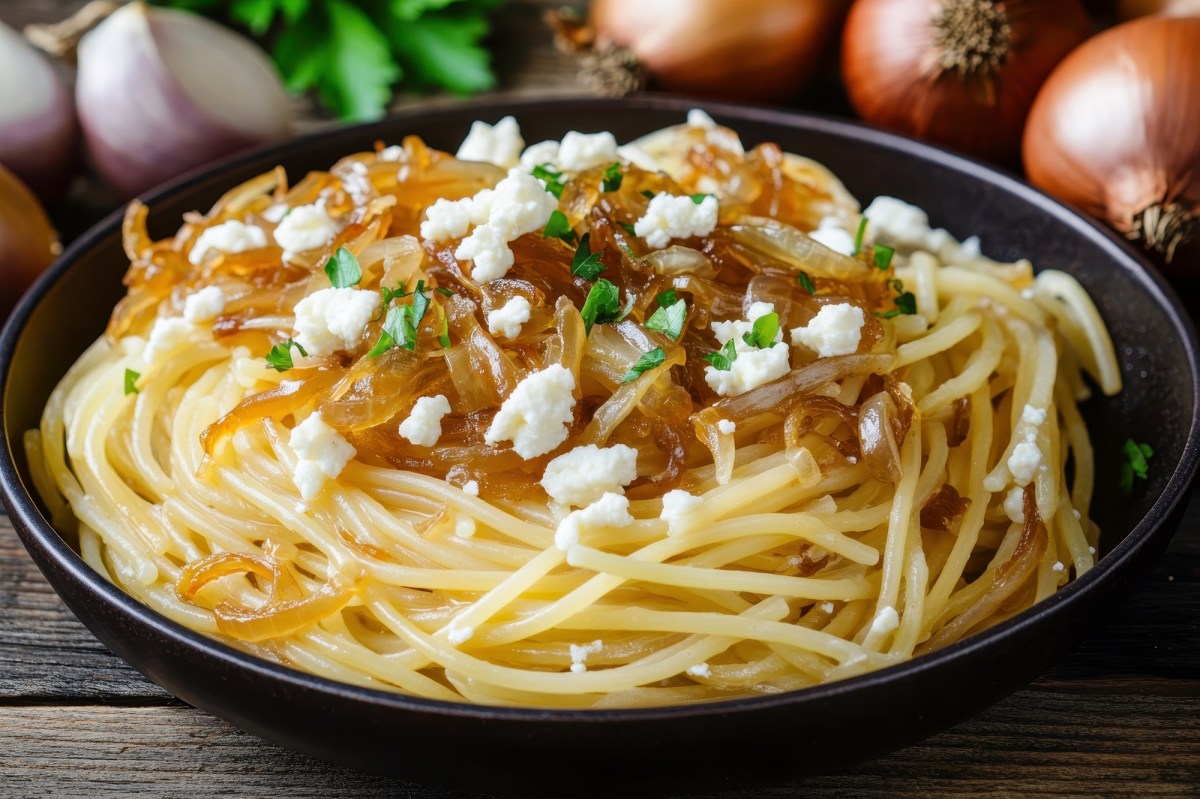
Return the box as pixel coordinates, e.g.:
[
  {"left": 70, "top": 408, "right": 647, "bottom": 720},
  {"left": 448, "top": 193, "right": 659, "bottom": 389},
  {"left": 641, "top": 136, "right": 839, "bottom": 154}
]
[
  {"left": 532, "top": 164, "right": 566, "bottom": 199},
  {"left": 323, "top": 246, "right": 362, "bottom": 288},
  {"left": 619, "top": 347, "right": 667, "bottom": 382},
  {"left": 435, "top": 286, "right": 456, "bottom": 297},
  {"left": 797, "top": 271, "right": 816, "bottom": 295},
  {"left": 852, "top": 217, "right": 869, "bottom": 256},
  {"left": 656, "top": 288, "right": 678, "bottom": 307},
  {"left": 742, "top": 312, "right": 779, "bottom": 349},
  {"left": 571, "top": 233, "right": 605, "bottom": 281},
  {"left": 1119, "top": 438, "right": 1154, "bottom": 494},
  {"left": 266, "top": 338, "right": 308, "bottom": 372},
  {"left": 690, "top": 193, "right": 712, "bottom": 205},
  {"left": 641, "top": 189, "right": 657, "bottom": 200},
  {"left": 543, "top": 210, "right": 576, "bottom": 245},
  {"left": 580, "top": 278, "right": 622, "bottom": 333},
  {"left": 123, "top": 368, "right": 140, "bottom": 396},
  {"left": 646, "top": 298, "right": 687, "bottom": 341},
  {"left": 874, "top": 244, "right": 895, "bottom": 271},
  {"left": 702, "top": 339, "right": 738, "bottom": 371},
  {"left": 619, "top": 221, "right": 637, "bottom": 237},
  {"left": 602, "top": 162, "right": 623, "bottom": 192}
]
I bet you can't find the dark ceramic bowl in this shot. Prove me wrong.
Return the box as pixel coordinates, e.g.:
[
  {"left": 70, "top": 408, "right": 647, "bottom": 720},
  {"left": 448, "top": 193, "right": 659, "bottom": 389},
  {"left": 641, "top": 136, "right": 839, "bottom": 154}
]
[{"left": 2, "top": 97, "right": 1198, "bottom": 796}]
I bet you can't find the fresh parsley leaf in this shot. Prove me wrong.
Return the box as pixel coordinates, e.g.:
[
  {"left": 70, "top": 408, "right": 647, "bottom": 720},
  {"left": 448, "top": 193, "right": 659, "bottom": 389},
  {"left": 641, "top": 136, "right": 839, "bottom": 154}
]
[
  {"left": 385, "top": 4, "right": 497, "bottom": 96},
  {"left": 438, "top": 311, "right": 451, "bottom": 349},
  {"left": 372, "top": 283, "right": 405, "bottom": 322},
  {"left": 797, "top": 271, "right": 815, "bottom": 295},
  {"left": 323, "top": 246, "right": 362, "bottom": 288},
  {"left": 619, "top": 221, "right": 637, "bottom": 237},
  {"left": 641, "top": 189, "right": 656, "bottom": 200},
  {"left": 1119, "top": 438, "right": 1154, "bottom": 494},
  {"left": 532, "top": 164, "right": 566, "bottom": 199},
  {"left": 266, "top": 338, "right": 307, "bottom": 372},
  {"left": 571, "top": 233, "right": 605, "bottom": 281},
  {"left": 656, "top": 288, "right": 678, "bottom": 308},
  {"left": 702, "top": 339, "right": 738, "bottom": 371},
  {"left": 646, "top": 299, "right": 687, "bottom": 341},
  {"left": 742, "top": 312, "right": 779, "bottom": 349},
  {"left": 619, "top": 347, "right": 666, "bottom": 382},
  {"left": 874, "top": 244, "right": 895, "bottom": 271},
  {"left": 124, "top": 368, "right": 141, "bottom": 396},
  {"left": 543, "top": 210, "right": 576, "bottom": 244},
  {"left": 369, "top": 304, "right": 416, "bottom": 356},
  {"left": 411, "top": 279, "right": 431, "bottom": 328},
  {"left": 435, "top": 286, "right": 456, "bottom": 297},
  {"left": 601, "top": 162, "right": 623, "bottom": 192},
  {"left": 881, "top": 292, "right": 918, "bottom": 319},
  {"left": 690, "top": 193, "right": 712, "bottom": 205},
  {"left": 852, "top": 217, "right": 869, "bottom": 255},
  {"left": 580, "top": 278, "right": 622, "bottom": 333}
]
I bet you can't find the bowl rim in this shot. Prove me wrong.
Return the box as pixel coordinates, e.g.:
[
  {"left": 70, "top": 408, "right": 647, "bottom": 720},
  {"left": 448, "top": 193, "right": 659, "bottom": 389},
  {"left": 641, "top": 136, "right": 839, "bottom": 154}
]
[{"left": 2, "top": 95, "right": 1198, "bottom": 725}]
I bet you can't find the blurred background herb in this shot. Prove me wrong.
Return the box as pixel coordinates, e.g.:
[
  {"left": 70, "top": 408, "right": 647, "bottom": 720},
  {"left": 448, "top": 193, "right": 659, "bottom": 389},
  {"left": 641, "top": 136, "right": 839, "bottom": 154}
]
[{"left": 152, "top": 0, "right": 506, "bottom": 120}]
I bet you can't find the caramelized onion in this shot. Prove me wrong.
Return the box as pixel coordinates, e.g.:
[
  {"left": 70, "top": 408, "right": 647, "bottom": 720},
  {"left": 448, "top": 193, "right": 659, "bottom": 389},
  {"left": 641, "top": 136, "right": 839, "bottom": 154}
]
[
  {"left": 920, "top": 484, "right": 972, "bottom": 532},
  {"left": 859, "top": 390, "right": 903, "bottom": 482}
]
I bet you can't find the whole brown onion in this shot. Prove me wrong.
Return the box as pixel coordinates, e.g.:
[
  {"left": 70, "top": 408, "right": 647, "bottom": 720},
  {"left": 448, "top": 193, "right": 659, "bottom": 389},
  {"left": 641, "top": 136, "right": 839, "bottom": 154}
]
[{"left": 0, "top": 165, "right": 60, "bottom": 318}]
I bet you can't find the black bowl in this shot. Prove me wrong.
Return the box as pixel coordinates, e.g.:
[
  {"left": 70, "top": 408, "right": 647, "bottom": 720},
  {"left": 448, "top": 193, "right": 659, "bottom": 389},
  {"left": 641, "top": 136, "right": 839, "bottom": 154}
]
[{"left": 2, "top": 97, "right": 1198, "bottom": 796}]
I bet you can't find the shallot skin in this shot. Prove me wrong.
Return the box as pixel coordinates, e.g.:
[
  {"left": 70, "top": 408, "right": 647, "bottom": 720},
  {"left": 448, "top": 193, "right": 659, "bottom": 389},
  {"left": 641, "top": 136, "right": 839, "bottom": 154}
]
[{"left": 76, "top": 3, "right": 293, "bottom": 198}]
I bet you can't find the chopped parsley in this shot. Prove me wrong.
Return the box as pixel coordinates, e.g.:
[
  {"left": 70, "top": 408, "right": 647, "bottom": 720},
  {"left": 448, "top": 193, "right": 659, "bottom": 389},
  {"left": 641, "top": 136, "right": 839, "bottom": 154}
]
[
  {"left": 619, "top": 347, "right": 666, "bottom": 382},
  {"left": 265, "top": 338, "right": 307, "bottom": 372},
  {"left": 123, "top": 368, "right": 140, "bottom": 396},
  {"left": 797, "top": 271, "right": 816, "bottom": 295},
  {"left": 438, "top": 311, "right": 451, "bottom": 349},
  {"left": 881, "top": 277, "right": 917, "bottom": 318},
  {"left": 323, "top": 246, "right": 362, "bottom": 288},
  {"left": 641, "top": 189, "right": 657, "bottom": 200},
  {"left": 703, "top": 338, "right": 738, "bottom": 371},
  {"left": 619, "top": 221, "right": 637, "bottom": 237},
  {"left": 543, "top": 210, "right": 576, "bottom": 245},
  {"left": 580, "top": 278, "right": 622, "bottom": 333},
  {"left": 372, "top": 283, "right": 407, "bottom": 322},
  {"left": 873, "top": 244, "right": 895, "bottom": 271},
  {"left": 656, "top": 288, "right": 678, "bottom": 307},
  {"left": 690, "top": 193, "right": 712, "bottom": 205},
  {"left": 741, "top": 312, "right": 779, "bottom": 349},
  {"left": 601, "top": 162, "right": 623, "bottom": 192},
  {"left": 1119, "top": 438, "right": 1154, "bottom": 494},
  {"left": 852, "top": 217, "right": 869, "bottom": 256},
  {"left": 647, "top": 297, "right": 687, "bottom": 341},
  {"left": 435, "top": 286, "right": 456, "bottom": 297},
  {"left": 368, "top": 280, "right": 432, "bottom": 356},
  {"left": 571, "top": 233, "right": 605, "bottom": 281},
  {"left": 532, "top": 164, "right": 566, "bottom": 199}
]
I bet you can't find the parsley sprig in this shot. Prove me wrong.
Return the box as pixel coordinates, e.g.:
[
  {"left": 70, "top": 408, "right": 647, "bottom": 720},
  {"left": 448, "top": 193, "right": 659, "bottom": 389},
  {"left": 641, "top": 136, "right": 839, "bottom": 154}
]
[
  {"left": 703, "top": 339, "right": 738, "bottom": 371},
  {"left": 124, "top": 369, "right": 141, "bottom": 396},
  {"left": 646, "top": 293, "right": 687, "bottom": 341},
  {"left": 532, "top": 164, "right": 567, "bottom": 199},
  {"left": 571, "top": 233, "right": 605, "bottom": 281},
  {"left": 1119, "top": 438, "right": 1154, "bottom": 494},
  {"left": 881, "top": 278, "right": 917, "bottom": 319},
  {"left": 266, "top": 338, "right": 308, "bottom": 372},
  {"left": 323, "top": 246, "right": 362, "bottom": 288},
  {"left": 368, "top": 279, "right": 437, "bottom": 356},
  {"left": 619, "top": 347, "right": 666, "bottom": 382},
  {"left": 543, "top": 210, "right": 576, "bottom": 245},
  {"left": 601, "top": 162, "right": 623, "bottom": 192},
  {"left": 741, "top": 312, "right": 779, "bottom": 349},
  {"left": 580, "top": 278, "right": 628, "bottom": 333}
]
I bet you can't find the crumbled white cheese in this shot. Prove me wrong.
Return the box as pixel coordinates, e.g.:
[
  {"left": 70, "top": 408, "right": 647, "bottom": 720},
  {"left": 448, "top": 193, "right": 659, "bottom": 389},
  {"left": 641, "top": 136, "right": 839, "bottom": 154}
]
[
  {"left": 819, "top": 602, "right": 835, "bottom": 614},
  {"left": 685, "top": 662, "right": 712, "bottom": 679},
  {"left": 273, "top": 203, "right": 340, "bottom": 257},
  {"left": 568, "top": 639, "right": 604, "bottom": 674},
  {"left": 1020, "top": 287, "right": 1036, "bottom": 300},
  {"left": 1075, "top": 510, "right": 1083, "bottom": 520},
  {"left": 261, "top": 205, "right": 288, "bottom": 224},
  {"left": 1003, "top": 487, "right": 1025, "bottom": 524},
  {"left": 1088, "top": 546, "right": 1096, "bottom": 554},
  {"left": 555, "top": 492, "right": 634, "bottom": 551},
  {"left": 378, "top": 145, "right": 403, "bottom": 162},
  {"left": 454, "top": 171, "right": 558, "bottom": 282},
  {"left": 791, "top": 303, "right": 866, "bottom": 358},
  {"left": 288, "top": 412, "right": 356, "bottom": 501},
  {"left": 292, "top": 287, "right": 380, "bottom": 356},
  {"left": 1007, "top": 441, "right": 1043, "bottom": 486},
  {"left": 556, "top": 131, "right": 619, "bottom": 173},
  {"left": 144, "top": 317, "right": 194, "bottom": 366},
  {"left": 447, "top": 621, "right": 474, "bottom": 645},
  {"left": 398, "top": 395, "right": 452, "bottom": 447},
  {"left": 1052, "top": 561, "right": 1065, "bottom": 573},
  {"left": 541, "top": 443, "right": 639, "bottom": 507},
  {"left": 463, "top": 480, "right": 480, "bottom": 497},
  {"left": 519, "top": 139, "right": 562, "bottom": 172},
  {"left": 421, "top": 191, "right": 494, "bottom": 242},
  {"left": 660, "top": 489, "right": 703, "bottom": 535},
  {"left": 486, "top": 295, "right": 532, "bottom": 339},
  {"left": 861, "top": 195, "right": 970, "bottom": 258},
  {"left": 687, "top": 109, "right": 716, "bottom": 128},
  {"left": 189, "top": 220, "right": 267, "bottom": 265},
  {"left": 456, "top": 116, "right": 524, "bottom": 169},
  {"left": 1021, "top": 404, "right": 1047, "bottom": 427},
  {"left": 485, "top": 364, "right": 577, "bottom": 459},
  {"left": 454, "top": 517, "right": 477, "bottom": 539},
  {"left": 183, "top": 286, "right": 227, "bottom": 323},
  {"left": 717, "top": 419, "right": 736, "bottom": 435},
  {"left": 704, "top": 302, "right": 790, "bottom": 397},
  {"left": 868, "top": 605, "right": 899, "bottom": 639},
  {"left": 634, "top": 193, "right": 719, "bottom": 250},
  {"left": 807, "top": 217, "right": 857, "bottom": 256}
]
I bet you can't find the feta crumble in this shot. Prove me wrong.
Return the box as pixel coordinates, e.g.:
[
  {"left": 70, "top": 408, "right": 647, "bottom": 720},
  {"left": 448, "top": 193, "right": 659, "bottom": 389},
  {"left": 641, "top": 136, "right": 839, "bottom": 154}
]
[
  {"left": 555, "top": 492, "right": 634, "bottom": 551},
  {"left": 447, "top": 621, "right": 474, "bottom": 645},
  {"left": 421, "top": 191, "right": 493, "bottom": 242},
  {"left": 292, "top": 287, "right": 380, "bottom": 356},
  {"left": 183, "top": 286, "right": 227, "bottom": 323},
  {"left": 288, "top": 412, "right": 356, "bottom": 501},
  {"left": 1007, "top": 441, "right": 1043, "bottom": 486},
  {"left": 456, "top": 116, "right": 524, "bottom": 169},
  {"left": 704, "top": 302, "right": 791, "bottom": 397},
  {"left": 717, "top": 419, "right": 736, "bottom": 435},
  {"left": 189, "top": 220, "right": 267, "bottom": 265},
  {"left": 541, "top": 443, "right": 639, "bottom": 507},
  {"left": 486, "top": 295, "right": 532, "bottom": 339},
  {"left": 1052, "top": 561, "right": 1065, "bottom": 573},
  {"left": 634, "top": 193, "right": 719, "bottom": 250},
  {"left": 1003, "top": 487, "right": 1025, "bottom": 524},
  {"left": 685, "top": 662, "right": 712, "bottom": 679},
  {"left": 1021, "top": 404, "right": 1047, "bottom": 427},
  {"left": 569, "top": 639, "right": 604, "bottom": 674},
  {"left": 660, "top": 489, "right": 702, "bottom": 535},
  {"left": 868, "top": 605, "right": 899, "bottom": 640},
  {"left": 485, "top": 364, "right": 577, "bottom": 459},
  {"left": 463, "top": 480, "right": 480, "bottom": 497},
  {"left": 144, "top": 317, "right": 194, "bottom": 366},
  {"left": 519, "top": 139, "right": 562, "bottom": 172},
  {"left": 273, "top": 203, "right": 340, "bottom": 257},
  {"left": 556, "top": 131, "right": 619, "bottom": 173},
  {"left": 791, "top": 303, "right": 865, "bottom": 358},
  {"left": 453, "top": 171, "right": 558, "bottom": 282},
  {"left": 807, "top": 217, "right": 857, "bottom": 256},
  {"left": 398, "top": 395, "right": 452, "bottom": 447},
  {"left": 455, "top": 517, "right": 477, "bottom": 539}
]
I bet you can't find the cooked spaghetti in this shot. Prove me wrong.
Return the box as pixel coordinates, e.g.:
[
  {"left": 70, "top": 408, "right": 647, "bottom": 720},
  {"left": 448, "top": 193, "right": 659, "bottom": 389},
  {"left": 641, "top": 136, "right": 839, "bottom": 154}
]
[{"left": 27, "top": 111, "right": 1122, "bottom": 708}]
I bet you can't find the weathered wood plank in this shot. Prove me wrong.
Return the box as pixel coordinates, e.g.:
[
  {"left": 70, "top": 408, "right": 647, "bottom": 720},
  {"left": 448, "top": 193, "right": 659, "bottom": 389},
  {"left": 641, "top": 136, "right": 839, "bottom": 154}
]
[{"left": 0, "top": 692, "right": 1196, "bottom": 798}]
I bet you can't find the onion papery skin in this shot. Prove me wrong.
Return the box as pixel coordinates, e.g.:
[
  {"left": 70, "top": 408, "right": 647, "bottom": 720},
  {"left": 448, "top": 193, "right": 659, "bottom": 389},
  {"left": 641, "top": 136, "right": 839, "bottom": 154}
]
[
  {"left": 589, "top": 0, "right": 849, "bottom": 102},
  {"left": 842, "top": 0, "right": 1092, "bottom": 165},
  {"left": 76, "top": 3, "right": 293, "bottom": 198},
  {"left": 0, "top": 21, "right": 77, "bottom": 201},
  {"left": 0, "top": 165, "right": 59, "bottom": 317},
  {"left": 1023, "top": 15, "right": 1200, "bottom": 266}
]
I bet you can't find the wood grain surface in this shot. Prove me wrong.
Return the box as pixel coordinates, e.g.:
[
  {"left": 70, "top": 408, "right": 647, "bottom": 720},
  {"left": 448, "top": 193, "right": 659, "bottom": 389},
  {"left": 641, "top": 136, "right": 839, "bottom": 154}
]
[{"left": 2, "top": 1, "right": 1198, "bottom": 796}]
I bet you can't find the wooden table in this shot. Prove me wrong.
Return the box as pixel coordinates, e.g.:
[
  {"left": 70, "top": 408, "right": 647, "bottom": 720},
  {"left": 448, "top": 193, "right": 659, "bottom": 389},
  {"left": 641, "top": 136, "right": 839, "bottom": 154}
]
[{"left": 2, "top": 2, "right": 1198, "bottom": 796}]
